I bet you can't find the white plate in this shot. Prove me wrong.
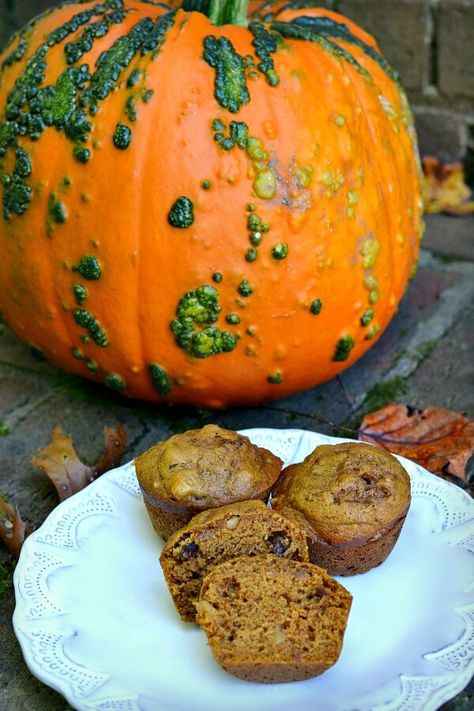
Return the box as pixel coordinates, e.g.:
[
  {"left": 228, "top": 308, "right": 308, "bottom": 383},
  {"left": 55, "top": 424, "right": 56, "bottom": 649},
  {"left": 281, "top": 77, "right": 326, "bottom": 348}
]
[{"left": 13, "top": 428, "right": 474, "bottom": 711}]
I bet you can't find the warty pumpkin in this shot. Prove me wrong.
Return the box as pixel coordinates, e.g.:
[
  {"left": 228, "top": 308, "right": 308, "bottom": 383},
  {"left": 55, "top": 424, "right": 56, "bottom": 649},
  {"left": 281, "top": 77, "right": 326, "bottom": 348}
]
[{"left": 0, "top": 0, "right": 423, "bottom": 408}]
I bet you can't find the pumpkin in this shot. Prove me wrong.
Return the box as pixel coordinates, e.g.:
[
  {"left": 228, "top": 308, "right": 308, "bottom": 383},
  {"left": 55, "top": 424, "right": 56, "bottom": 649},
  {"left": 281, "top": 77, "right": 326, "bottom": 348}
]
[{"left": 0, "top": 0, "right": 422, "bottom": 408}]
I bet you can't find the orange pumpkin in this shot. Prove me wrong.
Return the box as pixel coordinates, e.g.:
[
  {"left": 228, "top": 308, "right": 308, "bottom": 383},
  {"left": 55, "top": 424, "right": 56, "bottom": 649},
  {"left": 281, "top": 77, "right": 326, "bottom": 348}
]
[{"left": 0, "top": 0, "right": 422, "bottom": 408}]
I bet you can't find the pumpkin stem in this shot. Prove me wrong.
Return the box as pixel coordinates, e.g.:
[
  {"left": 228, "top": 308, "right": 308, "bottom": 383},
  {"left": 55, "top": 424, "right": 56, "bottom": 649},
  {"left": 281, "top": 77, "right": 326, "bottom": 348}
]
[{"left": 208, "top": 0, "right": 249, "bottom": 26}]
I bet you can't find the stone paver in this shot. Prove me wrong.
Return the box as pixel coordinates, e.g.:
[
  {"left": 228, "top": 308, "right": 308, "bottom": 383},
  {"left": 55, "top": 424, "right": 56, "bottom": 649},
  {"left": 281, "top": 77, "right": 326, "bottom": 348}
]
[
  {"left": 402, "top": 300, "right": 474, "bottom": 413},
  {"left": 0, "top": 215, "right": 473, "bottom": 709},
  {"left": 422, "top": 214, "right": 474, "bottom": 261}
]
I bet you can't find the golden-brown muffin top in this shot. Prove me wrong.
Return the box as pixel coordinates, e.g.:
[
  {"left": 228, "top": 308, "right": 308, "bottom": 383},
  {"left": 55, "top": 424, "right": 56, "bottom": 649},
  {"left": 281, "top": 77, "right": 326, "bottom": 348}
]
[
  {"left": 134, "top": 425, "right": 282, "bottom": 508},
  {"left": 271, "top": 443, "right": 410, "bottom": 545}
]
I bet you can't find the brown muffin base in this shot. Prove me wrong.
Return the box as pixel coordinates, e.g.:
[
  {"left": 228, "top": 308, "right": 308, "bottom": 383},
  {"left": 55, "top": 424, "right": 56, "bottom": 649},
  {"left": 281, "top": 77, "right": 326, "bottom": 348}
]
[
  {"left": 140, "top": 485, "right": 274, "bottom": 541},
  {"left": 220, "top": 661, "right": 330, "bottom": 684},
  {"left": 141, "top": 492, "right": 194, "bottom": 541},
  {"left": 305, "top": 515, "right": 407, "bottom": 576}
]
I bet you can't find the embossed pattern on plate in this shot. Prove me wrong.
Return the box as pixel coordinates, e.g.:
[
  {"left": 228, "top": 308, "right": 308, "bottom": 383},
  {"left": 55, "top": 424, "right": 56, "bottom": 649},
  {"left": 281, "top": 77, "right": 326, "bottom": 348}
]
[{"left": 13, "top": 429, "right": 474, "bottom": 711}]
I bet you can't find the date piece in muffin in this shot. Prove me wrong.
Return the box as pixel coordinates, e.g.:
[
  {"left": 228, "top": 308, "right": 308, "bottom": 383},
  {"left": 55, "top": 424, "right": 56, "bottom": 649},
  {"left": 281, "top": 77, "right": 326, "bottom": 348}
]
[
  {"left": 271, "top": 442, "right": 411, "bottom": 576},
  {"left": 160, "top": 500, "right": 308, "bottom": 622},
  {"left": 135, "top": 425, "right": 283, "bottom": 540},
  {"left": 196, "top": 554, "right": 352, "bottom": 683}
]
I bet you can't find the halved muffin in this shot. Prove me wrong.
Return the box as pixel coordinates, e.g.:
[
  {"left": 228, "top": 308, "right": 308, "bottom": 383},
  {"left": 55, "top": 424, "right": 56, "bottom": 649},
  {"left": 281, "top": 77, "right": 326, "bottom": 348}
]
[
  {"left": 196, "top": 554, "right": 352, "bottom": 683},
  {"left": 160, "top": 499, "right": 308, "bottom": 622}
]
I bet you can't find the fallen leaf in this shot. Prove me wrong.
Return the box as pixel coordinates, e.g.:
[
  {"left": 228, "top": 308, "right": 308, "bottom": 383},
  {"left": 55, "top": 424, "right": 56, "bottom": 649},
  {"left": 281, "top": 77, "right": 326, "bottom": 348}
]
[
  {"left": 95, "top": 425, "right": 127, "bottom": 475},
  {"left": 0, "top": 495, "right": 32, "bottom": 558},
  {"left": 359, "top": 403, "right": 474, "bottom": 490},
  {"left": 32, "top": 425, "right": 127, "bottom": 502},
  {"left": 32, "top": 426, "right": 95, "bottom": 501},
  {"left": 422, "top": 156, "right": 474, "bottom": 215}
]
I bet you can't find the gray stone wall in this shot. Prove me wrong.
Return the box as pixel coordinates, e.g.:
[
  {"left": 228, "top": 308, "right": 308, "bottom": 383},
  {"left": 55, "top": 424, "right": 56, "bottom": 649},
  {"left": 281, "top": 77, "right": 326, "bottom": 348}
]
[
  {"left": 337, "top": 0, "right": 474, "bottom": 171},
  {"left": 1, "top": 0, "right": 473, "bottom": 171}
]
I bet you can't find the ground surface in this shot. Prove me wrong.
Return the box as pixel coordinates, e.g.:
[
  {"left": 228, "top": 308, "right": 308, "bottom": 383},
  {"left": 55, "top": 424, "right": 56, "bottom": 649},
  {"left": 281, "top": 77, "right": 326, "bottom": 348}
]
[{"left": 0, "top": 214, "right": 473, "bottom": 711}]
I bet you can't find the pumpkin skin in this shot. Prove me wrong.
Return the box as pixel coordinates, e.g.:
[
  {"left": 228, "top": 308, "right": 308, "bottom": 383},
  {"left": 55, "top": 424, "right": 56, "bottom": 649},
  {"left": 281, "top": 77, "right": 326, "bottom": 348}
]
[{"left": 0, "top": 0, "right": 422, "bottom": 408}]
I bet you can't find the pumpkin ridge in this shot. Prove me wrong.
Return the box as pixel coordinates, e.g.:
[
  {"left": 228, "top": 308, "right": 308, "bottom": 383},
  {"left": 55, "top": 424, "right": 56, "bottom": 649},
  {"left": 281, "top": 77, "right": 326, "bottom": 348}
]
[
  {"left": 1, "top": 39, "right": 29, "bottom": 72},
  {"left": 1, "top": 0, "right": 119, "bottom": 71},
  {"left": 248, "top": 22, "right": 280, "bottom": 86},
  {"left": 285, "top": 15, "right": 400, "bottom": 84},
  {"left": 83, "top": 16, "right": 155, "bottom": 110},
  {"left": 95, "top": 7, "right": 179, "bottom": 388},
  {"left": 135, "top": 7, "right": 189, "bottom": 393},
  {"left": 252, "top": 1, "right": 274, "bottom": 21},
  {"left": 0, "top": 5, "right": 177, "bottom": 222},
  {"left": 338, "top": 38, "right": 417, "bottom": 330},
  {"left": 63, "top": 7, "right": 130, "bottom": 66},
  {"left": 339, "top": 64, "right": 389, "bottom": 336},
  {"left": 132, "top": 37, "right": 163, "bottom": 395},
  {"left": 270, "top": 21, "right": 371, "bottom": 81},
  {"left": 330, "top": 52, "right": 387, "bottom": 331}
]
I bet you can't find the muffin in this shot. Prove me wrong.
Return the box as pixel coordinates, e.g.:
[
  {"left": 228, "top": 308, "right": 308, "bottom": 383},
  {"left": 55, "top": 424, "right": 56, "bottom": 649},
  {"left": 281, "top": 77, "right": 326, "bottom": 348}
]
[
  {"left": 271, "top": 442, "right": 411, "bottom": 575},
  {"left": 160, "top": 500, "right": 309, "bottom": 622},
  {"left": 135, "top": 425, "right": 283, "bottom": 540},
  {"left": 195, "top": 554, "right": 352, "bottom": 683}
]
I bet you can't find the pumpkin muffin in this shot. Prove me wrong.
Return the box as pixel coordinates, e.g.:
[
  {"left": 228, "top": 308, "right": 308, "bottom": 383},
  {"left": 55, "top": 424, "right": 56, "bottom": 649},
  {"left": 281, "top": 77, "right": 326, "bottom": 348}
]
[
  {"left": 195, "top": 554, "right": 352, "bottom": 683},
  {"left": 135, "top": 425, "right": 282, "bottom": 540},
  {"left": 271, "top": 442, "right": 411, "bottom": 576},
  {"left": 160, "top": 500, "right": 309, "bottom": 622}
]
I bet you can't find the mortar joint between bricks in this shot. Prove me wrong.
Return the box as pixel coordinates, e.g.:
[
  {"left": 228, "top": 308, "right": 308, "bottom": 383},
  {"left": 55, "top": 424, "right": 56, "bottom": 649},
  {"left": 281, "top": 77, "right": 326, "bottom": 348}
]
[{"left": 428, "top": 0, "right": 440, "bottom": 90}]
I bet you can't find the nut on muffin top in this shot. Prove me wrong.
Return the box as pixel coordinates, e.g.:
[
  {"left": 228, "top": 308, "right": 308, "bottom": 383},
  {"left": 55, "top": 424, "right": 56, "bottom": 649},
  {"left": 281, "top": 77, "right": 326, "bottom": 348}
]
[
  {"left": 134, "top": 424, "right": 282, "bottom": 507},
  {"left": 272, "top": 443, "right": 410, "bottom": 545}
]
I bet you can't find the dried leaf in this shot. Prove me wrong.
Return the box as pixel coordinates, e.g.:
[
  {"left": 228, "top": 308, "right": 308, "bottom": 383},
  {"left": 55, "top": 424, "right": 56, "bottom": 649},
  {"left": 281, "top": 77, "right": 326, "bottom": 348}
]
[
  {"left": 95, "top": 425, "right": 127, "bottom": 475},
  {"left": 32, "top": 425, "right": 127, "bottom": 502},
  {"left": 32, "top": 426, "right": 95, "bottom": 501},
  {"left": 359, "top": 403, "right": 474, "bottom": 489},
  {"left": 0, "top": 495, "right": 31, "bottom": 558},
  {"left": 422, "top": 156, "right": 474, "bottom": 215}
]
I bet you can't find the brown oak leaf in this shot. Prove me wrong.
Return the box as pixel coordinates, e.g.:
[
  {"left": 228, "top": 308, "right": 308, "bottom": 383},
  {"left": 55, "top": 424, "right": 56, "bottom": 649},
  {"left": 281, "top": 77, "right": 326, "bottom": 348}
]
[
  {"left": 32, "top": 425, "right": 127, "bottom": 502},
  {"left": 359, "top": 404, "right": 474, "bottom": 490},
  {"left": 95, "top": 425, "right": 128, "bottom": 476},
  {"left": 422, "top": 156, "right": 474, "bottom": 215},
  {"left": 0, "top": 495, "right": 32, "bottom": 559}
]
